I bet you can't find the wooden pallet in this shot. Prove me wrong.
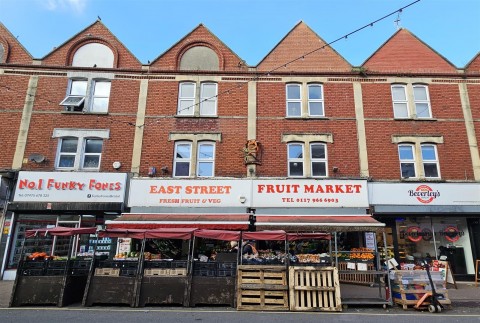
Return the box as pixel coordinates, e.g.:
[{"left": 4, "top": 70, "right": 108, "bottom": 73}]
[
  {"left": 237, "top": 265, "right": 289, "bottom": 311},
  {"left": 338, "top": 261, "right": 375, "bottom": 285},
  {"left": 289, "top": 266, "right": 342, "bottom": 312},
  {"left": 94, "top": 268, "right": 120, "bottom": 276},
  {"left": 144, "top": 268, "right": 187, "bottom": 276}
]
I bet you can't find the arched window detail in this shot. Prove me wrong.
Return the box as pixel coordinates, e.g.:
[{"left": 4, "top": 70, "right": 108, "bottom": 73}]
[
  {"left": 179, "top": 45, "right": 219, "bottom": 71},
  {"left": 72, "top": 42, "right": 114, "bottom": 68}
]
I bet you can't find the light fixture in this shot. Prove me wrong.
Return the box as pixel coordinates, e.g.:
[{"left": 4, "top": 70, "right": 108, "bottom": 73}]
[
  {"left": 29, "top": 153, "right": 46, "bottom": 163},
  {"left": 239, "top": 196, "right": 246, "bottom": 204},
  {"left": 161, "top": 166, "right": 168, "bottom": 174},
  {"left": 112, "top": 161, "right": 121, "bottom": 169},
  {"left": 332, "top": 166, "right": 339, "bottom": 173}
]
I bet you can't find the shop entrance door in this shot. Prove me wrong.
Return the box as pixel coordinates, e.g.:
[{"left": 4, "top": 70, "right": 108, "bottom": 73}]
[{"left": 467, "top": 218, "right": 480, "bottom": 262}]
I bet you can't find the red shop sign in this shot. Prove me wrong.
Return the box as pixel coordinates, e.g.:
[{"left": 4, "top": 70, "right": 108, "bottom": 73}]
[{"left": 406, "top": 226, "right": 422, "bottom": 243}]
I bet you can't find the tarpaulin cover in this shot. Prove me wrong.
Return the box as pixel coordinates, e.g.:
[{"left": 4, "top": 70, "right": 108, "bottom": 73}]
[
  {"left": 25, "top": 226, "right": 97, "bottom": 238},
  {"left": 98, "top": 228, "right": 147, "bottom": 239},
  {"left": 242, "top": 230, "right": 286, "bottom": 241},
  {"left": 255, "top": 215, "right": 385, "bottom": 232},
  {"left": 144, "top": 228, "right": 196, "bottom": 240},
  {"left": 286, "top": 233, "right": 331, "bottom": 241},
  {"left": 194, "top": 229, "right": 241, "bottom": 241},
  {"left": 106, "top": 213, "right": 250, "bottom": 230}
]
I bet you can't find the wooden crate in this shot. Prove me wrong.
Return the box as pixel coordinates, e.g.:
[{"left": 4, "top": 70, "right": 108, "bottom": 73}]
[
  {"left": 94, "top": 268, "right": 120, "bottom": 276},
  {"left": 289, "top": 266, "right": 342, "bottom": 312},
  {"left": 338, "top": 261, "right": 375, "bottom": 285},
  {"left": 237, "top": 265, "right": 289, "bottom": 311},
  {"left": 169, "top": 268, "right": 187, "bottom": 276},
  {"left": 144, "top": 268, "right": 187, "bottom": 276}
]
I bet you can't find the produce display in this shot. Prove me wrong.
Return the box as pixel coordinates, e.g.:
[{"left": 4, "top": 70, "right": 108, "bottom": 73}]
[
  {"left": 334, "top": 248, "right": 375, "bottom": 261},
  {"left": 113, "top": 252, "right": 162, "bottom": 260}
]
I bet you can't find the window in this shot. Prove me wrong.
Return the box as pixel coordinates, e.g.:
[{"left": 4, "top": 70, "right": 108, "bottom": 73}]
[
  {"left": 398, "top": 143, "right": 440, "bottom": 179},
  {"left": 173, "top": 142, "right": 192, "bottom": 177},
  {"left": 286, "top": 83, "right": 325, "bottom": 117},
  {"left": 413, "top": 85, "right": 431, "bottom": 118},
  {"left": 173, "top": 141, "right": 216, "bottom": 177},
  {"left": 391, "top": 85, "right": 409, "bottom": 118},
  {"left": 177, "top": 81, "right": 217, "bottom": 116},
  {"left": 56, "top": 137, "right": 103, "bottom": 170},
  {"left": 391, "top": 84, "right": 432, "bottom": 119},
  {"left": 421, "top": 144, "right": 439, "bottom": 178},
  {"left": 311, "top": 143, "right": 327, "bottom": 177},
  {"left": 288, "top": 143, "right": 304, "bottom": 176},
  {"left": 286, "top": 84, "right": 302, "bottom": 117},
  {"left": 308, "top": 84, "right": 324, "bottom": 117},
  {"left": 60, "top": 78, "right": 111, "bottom": 113},
  {"left": 398, "top": 144, "right": 416, "bottom": 178},
  {"left": 197, "top": 143, "right": 215, "bottom": 177}
]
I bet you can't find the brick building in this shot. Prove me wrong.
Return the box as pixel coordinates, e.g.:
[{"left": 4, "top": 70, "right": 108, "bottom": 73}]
[{"left": 0, "top": 20, "right": 479, "bottom": 280}]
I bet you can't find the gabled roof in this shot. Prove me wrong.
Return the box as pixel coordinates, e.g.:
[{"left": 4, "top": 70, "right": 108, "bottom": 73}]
[
  {"left": 150, "top": 23, "right": 247, "bottom": 71},
  {"left": 465, "top": 52, "right": 480, "bottom": 74},
  {"left": 256, "top": 21, "right": 351, "bottom": 73},
  {"left": 41, "top": 20, "right": 142, "bottom": 68},
  {"left": 0, "top": 22, "right": 33, "bottom": 64},
  {"left": 362, "top": 28, "right": 457, "bottom": 74}
]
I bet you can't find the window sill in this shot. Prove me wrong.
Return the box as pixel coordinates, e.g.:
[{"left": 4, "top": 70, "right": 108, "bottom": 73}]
[
  {"left": 285, "top": 116, "right": 329, "bottom": 120},
  {"left": 55, "top": 169, "right": 100, "bottom": 172},
  {"left": 61, "top": 111, "right": 109, "bottom": 115},
  {"left": 175, "top": 115, "right": 218, "bottom": 119},
  {"left": 400, "top": 178, "right": 443, "bottom": 182},
  {"left": 394, "top": 117, "right": 437, "bottom": 121}
]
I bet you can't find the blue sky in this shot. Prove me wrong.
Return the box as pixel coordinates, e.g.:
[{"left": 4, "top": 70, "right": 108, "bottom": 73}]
[{"left": 0, "top": 0, "right": 479, "bottom": 67}]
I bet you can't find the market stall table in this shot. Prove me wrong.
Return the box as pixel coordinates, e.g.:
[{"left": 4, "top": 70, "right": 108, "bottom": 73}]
[{"left": 10, "top": 227, "right": 97, "bottom": 307}]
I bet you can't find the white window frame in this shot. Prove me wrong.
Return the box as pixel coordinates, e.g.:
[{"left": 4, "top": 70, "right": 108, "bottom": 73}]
[
  {"left": 177, "top": 81, "right": 218, "bottom": 117},
  {"left": 199, "top": 83, "right": 218, "bottom": 116},
  {"left": 173, "top": 141, "right": 192, "bottom": 177},
  {"left": 421, "top": 144, "right": 440, "bottom": 178},
  {"left": 286, "top": 84, "right": 302, "bottom": 117},
  {"left": 413, "top": 84, "right": 432, "bottom": 119},
  {"left": 53, "top": 128, "right": 109, "bottom": 171},
  {"left": 398, "top": 144, "right": 417, "bottom": 179},
  {"left": 91, "top": 80, "right": 111, "bottom": 113},
  {"left": 287, "top": 143, "right": 305, "bottom": 177},
  {"left": 196, "top": 142, "right": 215, "bottom": 177},
  {"left": 177, "top": 82, "right": 196, "bottom": 116},
  {"left": 60, "top": 78, "right": 111, "bottom": 113},
  {"left": 310, "top": 143, "right": 328, "bottom": 177},
  {"left": 55, "top": 137, "right": 103, "bottom": 171},
  {"left": 307, "top": 84, "right": 324, "bottom": 117},
  {"left": 391, "top": 84, "right": 409, "bottom": 118}
]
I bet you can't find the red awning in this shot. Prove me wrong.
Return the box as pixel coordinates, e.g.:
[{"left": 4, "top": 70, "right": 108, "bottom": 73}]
[
  {"left": 254, "top": 215, "right": 384, "bottom": 232},
  {"left": 194, "top": 229, "right": 241, "bottom": 241},
  {"left": 106, "top": 213, "right": 250, "bottom": 230},
  {"left": 145, "top": 228, "right": 196, "bottom": 240},
  {"left": 286, "top": 232, "right": 331, "bottom": 241},
  {"left": 25, "top": 226, "right": 97, "bottom": 238},
  {"left": 98, "top": 228, "right": 147, "bottom": 239},
  {"left": 242, "top": 230, "right": 286, "bottom": 241}
]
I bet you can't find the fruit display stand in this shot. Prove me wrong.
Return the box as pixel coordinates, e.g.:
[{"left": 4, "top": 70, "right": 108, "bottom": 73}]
[
  {"left": 9, "top": 227, "right": 96, "bottom": 307},
  {"left": 137, "top": 228, "right": 196, "bottom": 307},
  {"left": 390, "top": 269, "right": 451, "bottom": 310},
  {"left": 189, "top": 229, "right": 240, "bottom": 307},
  {"left": 82, "top": 228, "right": 145, "bottom": 307}
]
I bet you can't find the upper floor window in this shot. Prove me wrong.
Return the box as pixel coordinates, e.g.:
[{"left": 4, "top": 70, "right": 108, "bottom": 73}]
[
  {"left": 413, "top": 85, "right": 431, "bottom": 118},
  {"left": 398, "top": 143, "right": 440, "bottom": 179},
  {"left": 53, "top": 128, "right": 109, "bottom": 171},
  {"left": 311, "top": 143, "right": 327, "bottom": 177},
  {"left": 173, "top": 141, "right": 216, "bottom": 177},
  {"left": 56, "top": 137, "right": 103, "bottom": 170},
  {"left": 60, "top": 78, "right": 111, "bottom": 113},
  {"left": 391, "top": 84, "right": 432, "bottom": 119},
  {"left": 286, "top": 84, "right": 302, "bottom": 117},
  {"left": 177, "top": 81, "right": 217, "bottom": 116},
  {"left": 288, "top": 143, "right": 304, "bottom": 177},
  {"left": 286, "top": 83, "right": 324, "bottom": 118}
]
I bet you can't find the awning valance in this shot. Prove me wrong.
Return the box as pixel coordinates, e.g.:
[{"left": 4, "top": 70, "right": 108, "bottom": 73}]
[
  {"left": 242, "top": 230, "right": 286, "bottom": 241},
  {"left": 106, "top": 213, "right": 250, "bottom": 230},
  {"left": 25, "top": 226, "right": 97, "bottom": 238},
  {"left": 254, "top": 215, "right": 385, "bottom": 232},
  {"left": 194, "top": 229, "right": 241, "bottom": 241}
]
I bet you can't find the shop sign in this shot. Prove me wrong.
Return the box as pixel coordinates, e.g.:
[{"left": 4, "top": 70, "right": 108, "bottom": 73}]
[
  {"left": 252, "top": 179, "right": 368, "bottom": 207},
  {"left": 404, "top": 225, "right": 463, "bottom": 243},
  {"left": 13, "top": 171, "right": 127, "bottom": 203},
  {"left": 440, "top": 226, "right": 462, "bottom": 242},
  {"left": 128, "top": 179, "right": 251, "bottom": 207},
  {"left": 368, "top": 182, "right": 480, "bottom": 206}
]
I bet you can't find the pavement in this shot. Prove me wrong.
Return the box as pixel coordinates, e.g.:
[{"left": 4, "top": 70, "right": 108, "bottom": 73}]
[{"left": 0, "top": 279, "right": 478, "bottom": 311}]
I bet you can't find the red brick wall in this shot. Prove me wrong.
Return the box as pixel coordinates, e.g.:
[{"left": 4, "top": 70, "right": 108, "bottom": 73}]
[{"left": 0, "top": 24, "right": 32, "bottom": 64}]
